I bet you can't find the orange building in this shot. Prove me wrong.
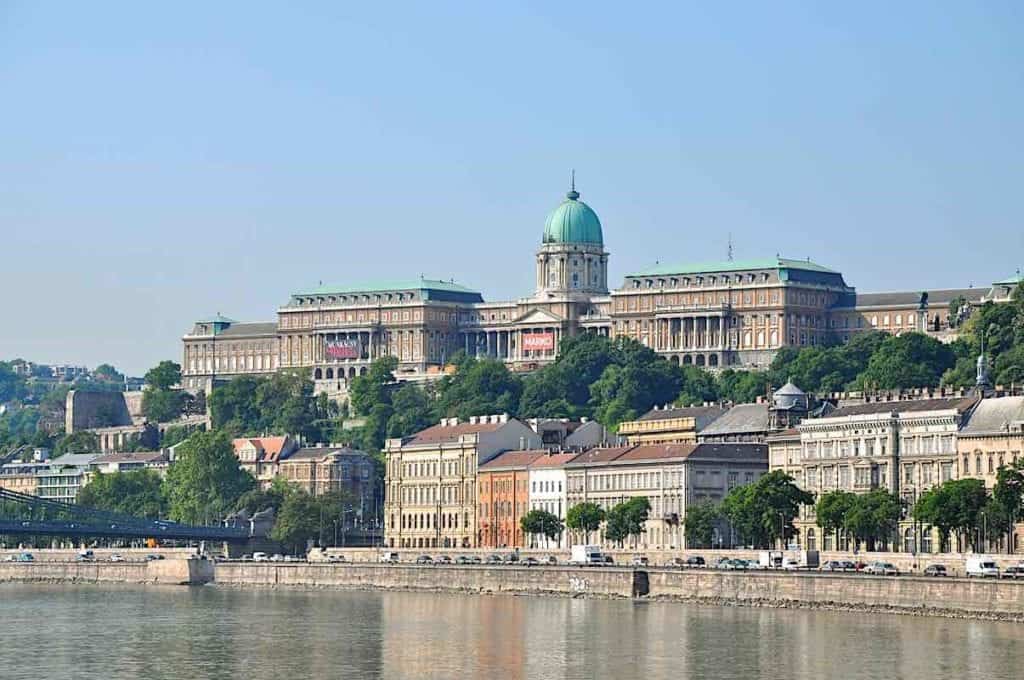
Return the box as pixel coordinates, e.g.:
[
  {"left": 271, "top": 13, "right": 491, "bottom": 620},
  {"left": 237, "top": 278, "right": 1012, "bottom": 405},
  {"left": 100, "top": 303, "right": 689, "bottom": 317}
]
[{"left": 477, "top": 450, "right": 546, "bottom": 549}]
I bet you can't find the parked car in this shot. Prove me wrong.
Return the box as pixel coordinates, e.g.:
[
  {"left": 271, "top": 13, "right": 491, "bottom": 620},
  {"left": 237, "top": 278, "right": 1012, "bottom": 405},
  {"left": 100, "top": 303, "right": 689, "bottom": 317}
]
[
  {"left": 269, "top": 554, "right": 285, "bottom": 562},
  {"left": 545, "top": 555, "right": 559, "bottom": 566},
  {"left": 714, "top": 557, "right": 732, "bottom": 570},
  {"left": 864, "top": 562, "right": 899, "bottom": 576},
  {"left": 782, "top": 558, "right": 801, "bottom": 570},
  {"left": 77, "top": 550, "right": 95, "bottom": 562},
  {"left": 469, "top": 555, "right": 482, "bottom": 564},
  {"left": 923, "top": 564, "right": 947, "bottom": 577},
  {"left": 839, "top": 560, "right": 858, "bottom": 571},
  {"left": 667, "top": 557, "right": 686, "bottom": 568},
  {"left": 522, "top": 557, "right": 540, "bottom": 567},
  {"left": 378, "top": 552, "right": 400, "bottom": 564},
  {"left": 485, "top": 554, "right": 503, "bottom": 565},
  {"left": 144, "top": 554, "right": 165, "bottom": 561},
  {"left": 436, "top": 555, "right": 452, "bottom": 564},
  {"left": 631, "top": 555, "right": 649, "bottom": 567},
  {"left": 1002, "top": 565, "right": 1024, "bottom": 579},
  {"left": 820, "top": 560, "right": 847, "bottom": 572},
  {"left": 10, "top": 552, "right": 34, "bottom": 562},
  {"left": 684, "top": 555, "right": 705, "bottom": 568},
  {"left": 603, "top": 555, "right": 615, "bottom": 565},
  {"left": 456, "top": 555, "right": 473, "bottom": 565},
  {"left": 326, "top": 554, "right": 346, "bottom": 563},
  {"left": 109, "top": 553, "right": 125, "bottom": 563},
  {"left": 415, "top": 555, "right": 433, "bottom": 564}
]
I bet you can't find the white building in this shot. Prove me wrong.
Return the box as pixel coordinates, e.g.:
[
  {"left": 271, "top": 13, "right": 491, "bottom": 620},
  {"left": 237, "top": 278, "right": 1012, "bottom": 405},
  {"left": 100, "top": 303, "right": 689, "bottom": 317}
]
[{"left": 526, "top": 451, "right": 580, "bottom": 549}]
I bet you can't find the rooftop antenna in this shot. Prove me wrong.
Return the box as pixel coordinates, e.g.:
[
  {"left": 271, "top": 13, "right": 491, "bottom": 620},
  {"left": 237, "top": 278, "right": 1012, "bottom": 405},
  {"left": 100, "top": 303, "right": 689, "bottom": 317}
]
[{"left": 727, "top": 233, "right": 734, "bottom": 262}]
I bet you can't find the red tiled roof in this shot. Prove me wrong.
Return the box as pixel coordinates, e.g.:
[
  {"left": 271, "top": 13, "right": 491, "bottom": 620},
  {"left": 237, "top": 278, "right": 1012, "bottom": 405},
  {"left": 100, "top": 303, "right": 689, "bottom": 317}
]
[
  {"left": 564, "top": 446, "right": 634, "bottom": 466},
  {"left": 231, "top": 436, "right": 291, "bottom": 462},
  {"left": 405, "top": 421, "right": 503, "bottom": 446},
  {"left": 528, "top": 451, "right": 582, "bottom": 468},
  {"left": 616, "top": 443, "right": 697, "bottom": 462},
  {"left": 478, "top": 449, "right": 547, "bottom": 470}
]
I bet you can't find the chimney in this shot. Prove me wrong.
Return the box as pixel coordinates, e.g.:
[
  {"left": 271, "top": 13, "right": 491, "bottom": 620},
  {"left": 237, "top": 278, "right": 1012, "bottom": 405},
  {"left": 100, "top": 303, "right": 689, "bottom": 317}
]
[{"left": 469, "top": 415, "right": 478, "bottom": 425}]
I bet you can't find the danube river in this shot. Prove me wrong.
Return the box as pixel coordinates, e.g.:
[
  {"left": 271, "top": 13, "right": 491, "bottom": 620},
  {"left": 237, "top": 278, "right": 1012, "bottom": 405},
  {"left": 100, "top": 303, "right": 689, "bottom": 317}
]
[{"left": 3, "top": 585, "right": 1024, "bottom": 680}]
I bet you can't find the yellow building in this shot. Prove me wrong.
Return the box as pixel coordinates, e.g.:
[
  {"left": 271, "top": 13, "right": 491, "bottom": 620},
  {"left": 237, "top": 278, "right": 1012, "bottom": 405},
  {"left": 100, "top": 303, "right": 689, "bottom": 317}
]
[{"left": 618, "top": 405, "right": 726, "bottom": 445}]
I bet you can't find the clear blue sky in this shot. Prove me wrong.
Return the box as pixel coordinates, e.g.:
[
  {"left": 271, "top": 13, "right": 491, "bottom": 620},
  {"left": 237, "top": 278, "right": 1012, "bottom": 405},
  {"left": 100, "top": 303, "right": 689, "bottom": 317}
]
[{"left": 2, "top": 2, "right": 1021, "bottom": 375}]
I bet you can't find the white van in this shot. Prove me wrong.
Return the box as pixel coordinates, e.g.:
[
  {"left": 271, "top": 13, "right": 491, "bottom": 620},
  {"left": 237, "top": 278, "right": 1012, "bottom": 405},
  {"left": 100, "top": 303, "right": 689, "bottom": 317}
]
[
  {"left": 252, "top": 552, "right": 269, "bottom": 562},
  {"left": 379, "top": 551, "right": 400, "bottom": 564},
  {"left": 965, "top": 555, "right": 999, "bottom": 578}
]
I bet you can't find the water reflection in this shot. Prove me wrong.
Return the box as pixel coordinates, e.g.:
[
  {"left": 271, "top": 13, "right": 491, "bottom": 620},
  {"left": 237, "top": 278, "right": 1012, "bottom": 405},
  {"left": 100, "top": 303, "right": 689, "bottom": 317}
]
[{"left": 1, "top": 585, "right": 1023, "bottom": 680}]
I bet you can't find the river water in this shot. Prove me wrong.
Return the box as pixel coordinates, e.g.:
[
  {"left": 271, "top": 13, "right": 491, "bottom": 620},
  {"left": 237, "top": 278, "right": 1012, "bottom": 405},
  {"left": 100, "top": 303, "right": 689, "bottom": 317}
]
[{"left": 2, "top": 585, "right": 1023, "bottom": 680}]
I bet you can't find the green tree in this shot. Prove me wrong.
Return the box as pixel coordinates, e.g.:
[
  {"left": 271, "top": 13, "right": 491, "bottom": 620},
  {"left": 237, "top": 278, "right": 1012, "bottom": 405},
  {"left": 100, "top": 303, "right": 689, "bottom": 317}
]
[
  {"left": 815, "top": 490, "right": 857, "bottom": 536},
  {"left": 141, "top": 387, "right": 185, "bottom": 423},
  {"left": 144, "top": 360, "right": 182, "bottom": 390},
  {"left": 54, "top": 431, "right": 100, "bottom": 455},
  {"left": 270, "top": 485, "right": 322, "bottom": 553},
  {"left": 386, "top": 383, "right": 434, "bottom": 439},
  {"left": 604, "top": 497, "right": 651, "bottom": 546},
  {"left": 234, "top": 477, "right": 290, "bottom": 515},
  {"left": 78, "top": 469, "right": 167, "bottom": 518},
  {"left": 683, "top": 501, "right": 719, "bottom": 548},
  {"left": 349, "top": 356, "right": 398, "bottom": 416},
  {"left": 720, "top": 471, "right": 813, "bottom": 548},
  {"left": 93, "top": 363, "right": 124, "bottom": 384},
  {"left": 589, "top": 341, "right": 683, "bottom": 430},
  {"left": 163, "top": 431, "right": 254, "bottom": 524},
  {"left": 677, "top": 366, "right": 720, "bottom": 406},
  {"left": 913, "top": 478, "right": 989, "bottom": 551},
  {"left": 520, "top": 509, "right": 564, "bottom": 547},
  {"left": 715, "top": 369, "right": 768, "bottom": 404},
  {"left": 854, "top": 332, "right": 956, "bottom": 390},
  {"left": 566, "top": 502, "right": 606, "bottom": 544},
  {"left": 435, "top": 356, "right": 522, "bottom": 419},
  {"left": 844, "top": 490, "right": 901, "bottom": 551}
]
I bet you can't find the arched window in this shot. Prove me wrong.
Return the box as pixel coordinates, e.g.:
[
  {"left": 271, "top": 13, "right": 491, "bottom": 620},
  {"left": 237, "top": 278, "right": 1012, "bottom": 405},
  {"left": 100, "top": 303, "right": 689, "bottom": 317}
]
[{"left": 921, "top": 529, "right": 933, "bottom": 554}]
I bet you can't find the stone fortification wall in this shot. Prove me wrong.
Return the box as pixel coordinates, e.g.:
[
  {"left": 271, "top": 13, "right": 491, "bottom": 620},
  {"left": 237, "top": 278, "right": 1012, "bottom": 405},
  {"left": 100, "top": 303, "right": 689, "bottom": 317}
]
[{"left": 65, "top": 390, "right": 133, "bottom": 432}]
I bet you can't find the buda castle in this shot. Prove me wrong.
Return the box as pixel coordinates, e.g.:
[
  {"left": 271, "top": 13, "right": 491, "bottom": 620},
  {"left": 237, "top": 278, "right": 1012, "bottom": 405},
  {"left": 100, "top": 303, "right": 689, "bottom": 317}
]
[{"left": 181, "top": 182, "right": 1019, "bottom": 395}]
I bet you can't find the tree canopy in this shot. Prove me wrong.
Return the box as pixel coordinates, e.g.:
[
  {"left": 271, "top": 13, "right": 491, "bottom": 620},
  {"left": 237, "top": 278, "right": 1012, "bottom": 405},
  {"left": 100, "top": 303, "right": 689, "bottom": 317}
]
[
  {"left": 78, "top": 469, "right": 167, "bottom": 518},
  {"left": 162, "top": 430, "right": 254, "bottom": 524},
  {"left": 720, "top": 471, "right": 813, "bottom": 548}
]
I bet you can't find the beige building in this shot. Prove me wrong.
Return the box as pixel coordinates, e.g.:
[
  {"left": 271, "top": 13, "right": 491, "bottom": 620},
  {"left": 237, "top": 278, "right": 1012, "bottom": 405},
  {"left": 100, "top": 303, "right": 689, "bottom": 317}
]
[
  {"left": 383, "top": 415, "right": 542, "bottom": 549},
  {"left": 618, "top": 405, "right": 727, "bottom": 445},
  {"left": 785, "top": 393, "right": 979, "bottom": 552},
  {"left": 231, "top": 436, "right": 298, "bottom": 487},
  {"left": 564, "top": 443, "right": 768, "bottom": 550}
]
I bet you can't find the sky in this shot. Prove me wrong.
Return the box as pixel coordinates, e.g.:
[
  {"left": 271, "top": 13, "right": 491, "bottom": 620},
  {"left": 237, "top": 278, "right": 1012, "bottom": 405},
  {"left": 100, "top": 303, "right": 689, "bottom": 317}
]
[{"left": 1, "top": 1, "right": 1022, "bottom": 375}]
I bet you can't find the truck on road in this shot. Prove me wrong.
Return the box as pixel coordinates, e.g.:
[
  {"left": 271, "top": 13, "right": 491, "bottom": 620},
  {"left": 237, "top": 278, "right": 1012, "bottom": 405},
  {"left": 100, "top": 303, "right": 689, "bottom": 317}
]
[{"left": 569, "top": 545, "right": 605, "bottom": 566}]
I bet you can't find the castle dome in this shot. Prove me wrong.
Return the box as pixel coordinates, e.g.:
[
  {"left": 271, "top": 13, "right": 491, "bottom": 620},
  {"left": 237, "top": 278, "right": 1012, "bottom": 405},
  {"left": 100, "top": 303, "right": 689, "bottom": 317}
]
[{"left": 542, "top": 186, "right": 603, "bottom": 246}]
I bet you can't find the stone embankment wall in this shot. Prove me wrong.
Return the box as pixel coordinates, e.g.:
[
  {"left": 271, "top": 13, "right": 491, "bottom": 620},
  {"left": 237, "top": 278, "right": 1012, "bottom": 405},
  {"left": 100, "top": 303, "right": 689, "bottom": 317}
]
[
  {"left": 0, "top": 558, "right": 212, "bottom": 585},
  {"left": 216, "top": 562, "right": 1024, "bottom": 618},
  {"left": 0, "top": 548, "right": 197, "bottom": 562},
  {"left": 216, "top": 562, "right": 645, "bottom": 598}
]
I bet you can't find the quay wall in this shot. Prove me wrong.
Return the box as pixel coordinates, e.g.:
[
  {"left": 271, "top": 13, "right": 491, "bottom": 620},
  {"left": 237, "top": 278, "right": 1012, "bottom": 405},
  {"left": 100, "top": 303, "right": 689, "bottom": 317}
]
[
  {"left": 216, "top": 562, "right": 1024, "bottom": 618},
  {"left": 0, "top": 558, "right": 212, "bottom": 585}
]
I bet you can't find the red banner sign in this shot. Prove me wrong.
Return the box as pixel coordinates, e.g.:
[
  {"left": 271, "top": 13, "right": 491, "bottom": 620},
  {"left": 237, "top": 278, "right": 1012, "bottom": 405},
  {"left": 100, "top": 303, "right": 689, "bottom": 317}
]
[
  {"left": 326, "top": 339, "right": 360, "bottom": 359},
  {"left": 522, "top": 332, "right": 554, "bottom": 351}
]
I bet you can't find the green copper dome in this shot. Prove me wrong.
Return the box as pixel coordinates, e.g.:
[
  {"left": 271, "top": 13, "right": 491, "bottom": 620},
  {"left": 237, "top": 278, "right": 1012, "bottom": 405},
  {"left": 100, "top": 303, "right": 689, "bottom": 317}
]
[{"left": 543, "top": 187, "right": 603, "bottom": 246}]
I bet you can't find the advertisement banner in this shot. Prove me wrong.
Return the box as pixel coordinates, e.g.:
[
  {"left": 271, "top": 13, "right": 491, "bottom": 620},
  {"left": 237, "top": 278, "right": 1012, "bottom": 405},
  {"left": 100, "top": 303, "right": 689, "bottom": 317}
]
[
  {"left": 326, "top": 338, "right": 360, "bottom": 359},
  {"left": 522, "top": 332, "right": 555, "bottom": 351}
]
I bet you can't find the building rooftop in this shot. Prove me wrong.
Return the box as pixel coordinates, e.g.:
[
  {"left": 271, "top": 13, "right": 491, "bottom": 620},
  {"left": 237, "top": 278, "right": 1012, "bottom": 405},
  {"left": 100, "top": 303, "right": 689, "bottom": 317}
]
[
  {"left": 232, "top": 436, "right": 293, "bottom": 463},
  {"left": 564, "top": 446, "right": 634, "bottom": 467},
  {"left": 838, "top": 288, "right": 985, "bottom": 310},
  {"left": 628, "top": 256, "right": 839, "bottom": 278},
  {"left": 478, "top": 449, "right": 547, "bottom": 471},
  {"left": 699, "top": 403, "right": 769, "bottom": 437},
  {"left": 822, "top": 396, "right": 979, "bottom": 420},
  {"left": 43, "top": 453, "right": 101, "bottom": 468},
  {"left": 527, "top": 451, "right": 582, "bottom": 468},
  {"left": 959, "top": 397, "right": 1024, "bottom": 436},
  {"left": 636, "top": 404, "right": 728, "bottom": 429},
  {"left": 685, "top": 443, "right": 768, "bottom": 463},
  {"left": 615, "top": 443, "right": 697, "bottom": 463},
  {"left": 290, "top": 277, "right": 482, "bottom": 299},
  {"left": 403, "top": 420, "right": 505, "bottom": 447},
  {"left": 91, "top": 451, "right": 167, "bottom": 464},
  {"left": 215, "top": 322, "right": 278, "bottom": 337},
  {"left": 283, "top": 446, "right": 368, "bottom": 461}
]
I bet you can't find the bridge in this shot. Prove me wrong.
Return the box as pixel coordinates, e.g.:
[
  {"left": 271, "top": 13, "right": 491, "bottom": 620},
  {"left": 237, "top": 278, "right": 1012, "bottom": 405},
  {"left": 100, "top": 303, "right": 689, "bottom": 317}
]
[{"left": 0, "top": 488, "right": 249, "bottom": 542}]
